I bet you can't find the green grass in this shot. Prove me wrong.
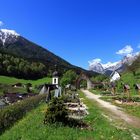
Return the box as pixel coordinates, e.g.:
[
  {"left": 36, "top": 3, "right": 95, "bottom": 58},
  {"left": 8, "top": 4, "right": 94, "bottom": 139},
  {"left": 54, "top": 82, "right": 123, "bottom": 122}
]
[
  {"left": 0, "top": 91, "right": 138, "bottom": 140},
  {"left": 100, "top": 95, "right": 140, "bottom": 118},
  {"left": 89, "top": 89, "right": 101, "bottom": 95},
  {"left": 0, "top": 75, "right": 51, "bottom": 86},
  {"left": 90, "top": 87, "right": 140, "bottom": 118},
  {"left": 117, "top": 72, "right": 140, "bottom": 95},
  {"left": 0, "top": 75, "right": 51, "bottom": 95},
  {"left": 115, "top": 103, "right": 140, "bottom": 118}
]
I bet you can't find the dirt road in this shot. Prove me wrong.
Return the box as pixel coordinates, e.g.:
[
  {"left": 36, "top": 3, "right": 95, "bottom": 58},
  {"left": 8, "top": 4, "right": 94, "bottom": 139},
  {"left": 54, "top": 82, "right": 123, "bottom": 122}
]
[{"left": 81, "top": 90, "right": 140, "bottom": 128}]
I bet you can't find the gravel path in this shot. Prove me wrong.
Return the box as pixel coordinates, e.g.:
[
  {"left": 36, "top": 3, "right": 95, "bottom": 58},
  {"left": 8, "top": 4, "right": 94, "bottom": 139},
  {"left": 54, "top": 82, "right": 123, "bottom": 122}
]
[{"left": 82, "top": 90, "right": 140, "bottom": 128}]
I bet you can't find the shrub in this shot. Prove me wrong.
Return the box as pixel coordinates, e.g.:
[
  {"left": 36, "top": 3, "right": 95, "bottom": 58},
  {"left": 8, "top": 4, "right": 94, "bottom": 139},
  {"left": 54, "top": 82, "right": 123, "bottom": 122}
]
[
  {"left": 0, "top": 94, "right": 46, "bottom": 134},
  {"left": 44, "top": 97, "right": 68, "bottom": 124},
  {"left": 44, "top": 97, "right": 89, "bottom": 129}
]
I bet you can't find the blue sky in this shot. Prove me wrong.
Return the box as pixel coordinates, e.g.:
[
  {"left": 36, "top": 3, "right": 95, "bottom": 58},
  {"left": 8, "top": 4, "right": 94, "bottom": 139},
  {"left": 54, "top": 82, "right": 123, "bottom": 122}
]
[{"left": 0, "top": 0, "right": 140, "bottom": 69}]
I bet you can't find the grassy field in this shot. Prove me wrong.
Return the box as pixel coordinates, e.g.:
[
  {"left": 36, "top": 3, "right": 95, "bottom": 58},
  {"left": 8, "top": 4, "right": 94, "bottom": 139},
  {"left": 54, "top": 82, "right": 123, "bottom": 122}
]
[
  {"left": 0, "top": 91, "right": 139, "bottom": 140},
  {"left": 0, "top": 75, "right": 51, "bottom": 95},
  {"left": 0, "top": 75, "right": 51, "bottom": 86}
]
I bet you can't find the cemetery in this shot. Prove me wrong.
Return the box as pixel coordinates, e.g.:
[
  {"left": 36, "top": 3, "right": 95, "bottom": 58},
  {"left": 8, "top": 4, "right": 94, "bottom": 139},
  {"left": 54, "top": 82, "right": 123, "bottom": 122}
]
[{"left": 0, "top": 69, "right": 140, "bottom": 140}]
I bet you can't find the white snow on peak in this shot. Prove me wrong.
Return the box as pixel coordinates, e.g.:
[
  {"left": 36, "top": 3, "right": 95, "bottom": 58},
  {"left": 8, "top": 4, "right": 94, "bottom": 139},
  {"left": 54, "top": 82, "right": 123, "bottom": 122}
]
[
  {"left": 89, "top": 52, "right": 140, "bottom": 73},
  {"left": 0, "top": 29, "right": 20, "bottom": 45},
  {"left": 0, "top": 29, "right": 20, "bottom": 36},
  {"left": 102, "top": 61, "right": 120, "bottom": 69}
]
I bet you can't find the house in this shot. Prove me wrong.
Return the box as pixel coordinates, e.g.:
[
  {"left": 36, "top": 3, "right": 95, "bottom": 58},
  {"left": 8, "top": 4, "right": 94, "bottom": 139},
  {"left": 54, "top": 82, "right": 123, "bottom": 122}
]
[{"left": 110, "top": 71, "right": 121, "bottom": 82}]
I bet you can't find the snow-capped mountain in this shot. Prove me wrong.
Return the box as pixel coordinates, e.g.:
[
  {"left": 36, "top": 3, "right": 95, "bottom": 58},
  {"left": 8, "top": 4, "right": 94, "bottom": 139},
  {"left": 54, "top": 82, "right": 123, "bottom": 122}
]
[
  {"left": 0, "top": 29, "right": 20, "bottom": 45},
  {"left": 89, "top": 61, "right": 104, "bottom": 73},
  {"left": 89, "top": 52, "right": 140, "bottom": 74}
]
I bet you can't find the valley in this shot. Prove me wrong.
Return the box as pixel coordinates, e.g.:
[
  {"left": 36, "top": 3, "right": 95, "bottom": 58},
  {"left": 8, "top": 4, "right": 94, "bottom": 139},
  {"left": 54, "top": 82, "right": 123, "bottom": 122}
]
[{"left": 0, "top": 28, "right": 140, "bottom": 139}]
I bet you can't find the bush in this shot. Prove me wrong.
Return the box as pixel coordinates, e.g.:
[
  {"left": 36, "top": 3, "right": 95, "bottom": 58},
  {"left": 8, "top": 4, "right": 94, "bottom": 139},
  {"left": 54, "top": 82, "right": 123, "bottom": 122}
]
[
  {"left": 44, "top": 97, "right": 89, "bottom": 129},
  {"left": 44, "top": 97, "right": 68, "bottom": 124},
  {"left": 0, "top": 94, "right": 46, "bottom": 134}
]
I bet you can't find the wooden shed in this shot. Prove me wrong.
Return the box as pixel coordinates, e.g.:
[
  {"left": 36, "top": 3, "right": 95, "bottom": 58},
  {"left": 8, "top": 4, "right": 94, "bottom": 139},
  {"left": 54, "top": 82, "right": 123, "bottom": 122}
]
[{"left": 123, "top": 84, "right": 130, "bottom": 90}]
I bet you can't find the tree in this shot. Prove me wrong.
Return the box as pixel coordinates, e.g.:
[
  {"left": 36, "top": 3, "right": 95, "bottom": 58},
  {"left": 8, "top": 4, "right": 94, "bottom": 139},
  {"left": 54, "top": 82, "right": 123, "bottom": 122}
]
[
  {"left": 60, "top": 70, "right": 77, "bottom": 87},
  {"left": 44, "top": 97, "right": 68, "bottom": 124},
  {"left": 7, "top": 65, "right": 16, "bottom": 74},
  {"left": 91, "top": 74, "right": 108, "bottom": 82}
]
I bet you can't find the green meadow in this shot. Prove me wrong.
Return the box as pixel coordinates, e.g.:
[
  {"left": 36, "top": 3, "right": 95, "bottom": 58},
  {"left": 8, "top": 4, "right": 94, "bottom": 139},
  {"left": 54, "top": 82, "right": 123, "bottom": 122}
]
[
  {"left": 0, "top": 91, "right": 139, "bottom": 140},
  {"left": 0, "top": 75, "right": 51, "bottom": 95},
  {"left": 0, "top": 75, "right": 51, "bottom": 86}
]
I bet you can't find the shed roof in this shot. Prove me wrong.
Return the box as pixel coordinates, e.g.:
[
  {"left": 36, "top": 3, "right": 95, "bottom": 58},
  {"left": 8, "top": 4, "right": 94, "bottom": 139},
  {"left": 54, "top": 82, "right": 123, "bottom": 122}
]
[
  {"left": 135, "top": 84, "right": 140, "bottom": 89},
  {"left": 124, "top": 85, "right": 130, "bottom": 90}
]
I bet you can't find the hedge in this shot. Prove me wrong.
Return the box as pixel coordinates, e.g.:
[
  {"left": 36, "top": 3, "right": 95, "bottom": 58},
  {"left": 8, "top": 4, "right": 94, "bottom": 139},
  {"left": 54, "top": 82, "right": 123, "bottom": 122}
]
[{"left": 0, "top": 94, "right": 46, "bottom": 134}]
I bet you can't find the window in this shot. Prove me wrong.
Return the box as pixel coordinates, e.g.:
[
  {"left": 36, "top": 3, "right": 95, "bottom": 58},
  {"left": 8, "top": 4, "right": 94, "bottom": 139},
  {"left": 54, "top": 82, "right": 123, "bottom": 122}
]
[{"left": 54, "top": 78, "right": 56, "bottom": 84}]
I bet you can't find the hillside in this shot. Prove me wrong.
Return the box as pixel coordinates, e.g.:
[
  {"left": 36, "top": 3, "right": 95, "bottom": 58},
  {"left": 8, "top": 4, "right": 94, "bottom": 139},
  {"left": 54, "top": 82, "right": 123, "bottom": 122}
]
[
  {"left": 116, "top": 55, "right": 140, "bottom": 93},
  {"left": 126, "top": 54, "right": 140, "bottom": 75},
  {"left": 0, "top": 29, "right": 94, "bottom": 79}
]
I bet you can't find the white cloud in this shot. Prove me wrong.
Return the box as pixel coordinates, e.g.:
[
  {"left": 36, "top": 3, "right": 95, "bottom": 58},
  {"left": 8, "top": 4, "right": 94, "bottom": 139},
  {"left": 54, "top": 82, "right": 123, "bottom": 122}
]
[
  {"left": 0, "top": 21, "right": 4, "bottom": 26},
  {"left": 88, "top": 58, "right": 101, "bottom": 66},
  {"left": 116, "top": 45, "right": 133, "bottom": 55}
]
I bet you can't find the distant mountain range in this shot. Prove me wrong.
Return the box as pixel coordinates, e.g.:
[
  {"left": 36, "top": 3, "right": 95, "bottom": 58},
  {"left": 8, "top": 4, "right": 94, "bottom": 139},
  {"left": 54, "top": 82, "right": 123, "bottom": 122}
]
[
  {"left": 0, "top": 29, "right": 96, "bottom": 79},
  {"left": 89, "top": 52, "right": 140, "bottom": 75}
]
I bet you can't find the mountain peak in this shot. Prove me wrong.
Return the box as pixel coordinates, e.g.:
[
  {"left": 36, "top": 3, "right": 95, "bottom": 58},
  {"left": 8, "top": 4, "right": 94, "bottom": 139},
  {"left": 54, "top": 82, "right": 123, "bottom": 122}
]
[
  {"left": 89, "top": 52, "right": 140, "bottom": 74},
  {"left": 89, "top": 61, "right": 104, "bottom": 74},
  {"left": 0, "top": 29, "right": 20, "bottom": 36},
  {"left": 0, "top": 29, "right": 20, "bottom": 45}
]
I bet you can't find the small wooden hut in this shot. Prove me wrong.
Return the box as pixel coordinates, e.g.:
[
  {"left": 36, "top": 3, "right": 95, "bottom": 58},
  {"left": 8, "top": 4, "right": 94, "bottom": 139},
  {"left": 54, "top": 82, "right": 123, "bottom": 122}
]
[{"left": 134, "top": 84, "right": 140, "bottom": 94}]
